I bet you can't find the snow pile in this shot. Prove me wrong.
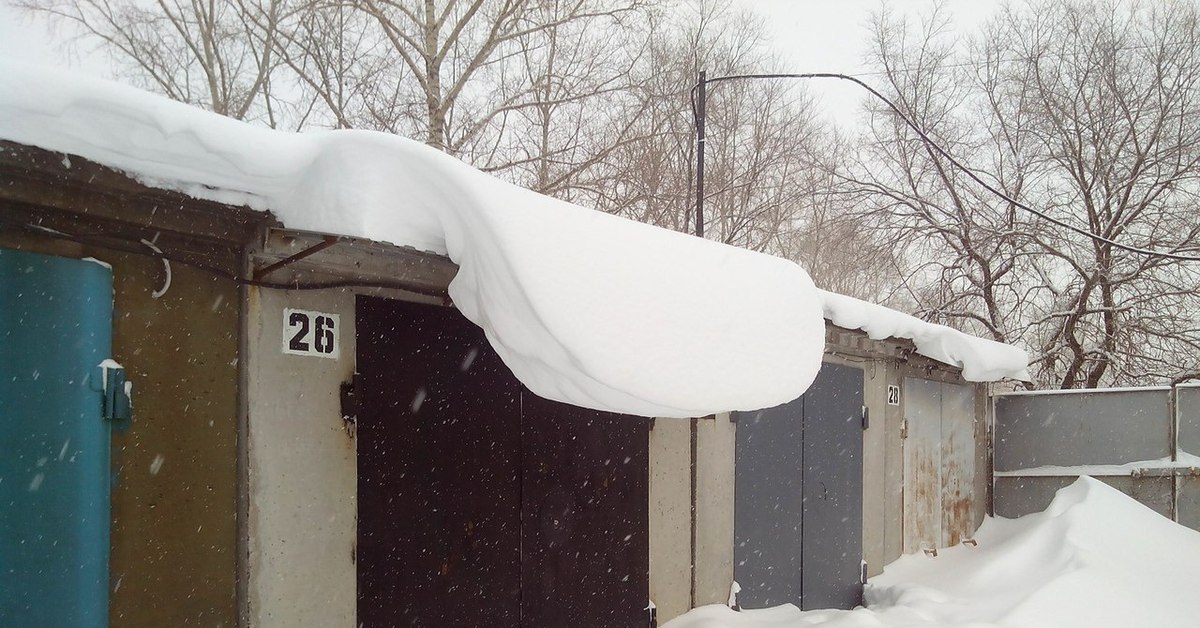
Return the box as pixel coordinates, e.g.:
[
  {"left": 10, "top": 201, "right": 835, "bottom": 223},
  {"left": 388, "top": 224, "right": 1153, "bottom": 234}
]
[
  {"left": 0, "top": 62, "right": 827, "bottom": 418},
  {"left": 665, "top": 477, "right": 1200, "bottom": 628},
  {"left": 820, "top": 290, "right": 1030, "bottom": 381}
]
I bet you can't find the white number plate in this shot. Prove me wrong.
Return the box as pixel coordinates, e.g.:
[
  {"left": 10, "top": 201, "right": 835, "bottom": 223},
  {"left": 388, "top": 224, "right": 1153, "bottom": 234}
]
[{"left": 283, "top": 308, "right": 340, "bottom": 359}]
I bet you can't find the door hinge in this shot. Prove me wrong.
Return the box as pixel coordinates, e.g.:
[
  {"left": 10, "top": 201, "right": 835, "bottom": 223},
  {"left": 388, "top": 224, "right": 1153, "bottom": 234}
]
[
  {"left": 861, "top": 405, "right": 870, "bottom": 430},
  {"left": 861, "top": 559, "right": 869, "bottom": 584},
  {"left": 646, "top": 601, "right": 657, "bottom": 628},
  {"left": 900, "top": 418, "right": 908, "bottom": 439}
]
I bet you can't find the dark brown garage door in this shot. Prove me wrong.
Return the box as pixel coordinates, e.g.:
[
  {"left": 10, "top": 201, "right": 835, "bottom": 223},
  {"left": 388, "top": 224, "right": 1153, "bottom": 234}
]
[{"left": 357, "top": 295, "right": 649, "bottom": 628}]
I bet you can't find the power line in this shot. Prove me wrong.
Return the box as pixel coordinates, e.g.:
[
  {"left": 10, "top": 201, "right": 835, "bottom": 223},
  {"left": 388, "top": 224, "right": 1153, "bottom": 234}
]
[
  {"left": 846, "top": 36, "right": 1199, "bottom": 78},
  {"left": 692, "top": 72, "right": 1200, "bottom": 262}
]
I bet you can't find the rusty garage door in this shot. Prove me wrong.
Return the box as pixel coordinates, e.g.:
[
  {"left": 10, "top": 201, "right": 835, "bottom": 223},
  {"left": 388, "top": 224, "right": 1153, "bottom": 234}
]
[
  {"left": 902, "top": 379, "right": 976, "bottom": 553},
  {"left": 356, "top": 296, "right": 649, "bottom": 627}
]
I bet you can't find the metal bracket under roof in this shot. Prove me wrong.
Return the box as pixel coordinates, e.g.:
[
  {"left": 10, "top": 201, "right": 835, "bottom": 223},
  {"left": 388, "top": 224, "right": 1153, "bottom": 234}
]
[
  {"left": 251, "top": 228, "right": 458, "bottom": 297},
  {"left": 253, "top": 234, "right": 341, "bottom": 281}
]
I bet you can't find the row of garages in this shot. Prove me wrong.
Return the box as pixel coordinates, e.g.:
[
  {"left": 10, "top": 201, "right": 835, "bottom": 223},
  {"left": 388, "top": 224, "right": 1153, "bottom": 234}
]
[{"left": 2, "top": 140, "right": 1002, "bottom": 627}]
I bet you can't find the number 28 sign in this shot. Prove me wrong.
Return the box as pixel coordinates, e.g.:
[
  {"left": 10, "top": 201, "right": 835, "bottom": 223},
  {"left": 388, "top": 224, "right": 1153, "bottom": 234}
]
[{"left": 283, "top": 308, "right": 340, "bottom": 359}]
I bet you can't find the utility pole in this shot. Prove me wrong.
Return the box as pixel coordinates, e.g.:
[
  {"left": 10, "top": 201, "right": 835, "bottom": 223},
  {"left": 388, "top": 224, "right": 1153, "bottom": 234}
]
[{"left": 694, "top": 70, "right": 707, "bottom": 239}]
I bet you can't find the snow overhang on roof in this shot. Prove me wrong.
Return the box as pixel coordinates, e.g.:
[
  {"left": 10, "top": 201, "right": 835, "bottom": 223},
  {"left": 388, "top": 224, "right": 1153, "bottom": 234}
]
[
  {"left": 819, "top": 290, "right": 1031, "bottom": 382},
  {"left": 0, "top": 61, "right": 831, "bottom": 418}
]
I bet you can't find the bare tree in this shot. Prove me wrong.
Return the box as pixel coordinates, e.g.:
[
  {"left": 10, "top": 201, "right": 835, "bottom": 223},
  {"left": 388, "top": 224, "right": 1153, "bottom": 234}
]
[
  {"left": 467, "top": 0, "right": 655, "bottom": 199},
  {"left": 351, "top": 0, "right": 646, "bottom": 154},
  {"left": 16, "top": 0, "right": 296, "bottom": 124},
  {"left": 847, "top": 0, "right": 1200, "bottom": 388},
  {"left": 593, "top": 1, "right": 838, "bottom": 252},
  {"left": 780, "top": 141, "right": 904, "bottom": 302},
  {"left": 18, "top": 0, "right": 890, "bottom": 303},
  {"left": 268, "top": 1, "right": 400, "bottom": 130}
]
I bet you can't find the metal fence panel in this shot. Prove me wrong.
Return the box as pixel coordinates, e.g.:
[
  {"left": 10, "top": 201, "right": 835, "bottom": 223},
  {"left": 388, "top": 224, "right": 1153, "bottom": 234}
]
[
  {"left": 1128, "top": 477, "right": 1175, "bottom": 518},
  {"left": 994, "top": 386, "right": 1199, "bottom": 532},
  {"left": 993, "top": 476, "right": 1073, "bottom": 518},
  {"left": 994, "top": 475, "right": 1173, "bottom": 519},
  {"left": 1175, "top": 386, "right": 1200, "bottom": 531},
  {"left": 1177, "top": 385, "right": 1200, "bottom": 458},
  {"left": 993, "top": 389, "right": 1170, "bottom": 471},
  {"left": 1180, "top": 476, "right": 1200, "bottom": 531}
]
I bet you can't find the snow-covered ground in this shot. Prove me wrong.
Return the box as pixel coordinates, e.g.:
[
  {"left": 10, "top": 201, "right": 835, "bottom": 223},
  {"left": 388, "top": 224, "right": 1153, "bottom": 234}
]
[{"left": 667, "top": 477, "right": 1200, "bottom": 628}]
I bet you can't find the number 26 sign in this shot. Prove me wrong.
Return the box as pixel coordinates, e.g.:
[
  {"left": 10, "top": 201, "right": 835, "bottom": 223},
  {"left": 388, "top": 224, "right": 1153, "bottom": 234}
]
[{"left": 283, "top": 308, "right": 340, "bottom": 359}]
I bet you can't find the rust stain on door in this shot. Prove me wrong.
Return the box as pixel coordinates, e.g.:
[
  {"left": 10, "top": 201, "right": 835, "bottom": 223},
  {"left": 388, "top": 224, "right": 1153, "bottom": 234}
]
[
  {"left": 904, "top": 379, "right": 978, "bottom": 552},
  {"left": 903, "top": 379, "right": 942, "bottom": 554},
  {"left": 941, "top": 383, "right": 976, "bottom": 547}
]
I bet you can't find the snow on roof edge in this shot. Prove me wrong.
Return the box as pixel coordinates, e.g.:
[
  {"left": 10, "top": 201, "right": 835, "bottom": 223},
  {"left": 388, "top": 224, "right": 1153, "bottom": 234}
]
[
  {"left": 0, "top": 61, "right": 829, "bottom": 418},
  {"left": 819, "top": 289, "right": 1031, "bottom": 382}
]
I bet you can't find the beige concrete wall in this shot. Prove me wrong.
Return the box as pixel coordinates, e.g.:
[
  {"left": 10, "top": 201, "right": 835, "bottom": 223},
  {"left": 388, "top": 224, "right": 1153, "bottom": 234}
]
[
  {"left": 974, "top": 383, "right": 991, "bottom": 529},
  {"left": 859, "top": 360, "right": 890, "bottom": 577},
  {"left": 694, "top": 413, "right": 735, "bottom": 607},
  {"left": 246, "top": 288, "right": 357, "bottom": 627},
  {"left": 648, "top": 413, "right": 736, "bottom": 624},
  {"left": 882, "top": 361, "right": 906, "bottom": 567},
  {"left": 648, "top": 418, "right": 691, "bottom": 622}
]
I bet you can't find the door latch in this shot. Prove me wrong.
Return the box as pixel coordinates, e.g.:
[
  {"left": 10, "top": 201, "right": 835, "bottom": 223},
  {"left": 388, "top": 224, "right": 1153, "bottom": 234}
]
[{"left": 99, "top": 359, "right": 132, "bottom": 421}]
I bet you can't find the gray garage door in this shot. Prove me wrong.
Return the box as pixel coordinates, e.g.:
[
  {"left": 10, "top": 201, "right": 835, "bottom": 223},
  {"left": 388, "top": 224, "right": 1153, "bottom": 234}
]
[{"left": 734, "top": 362, "right": 864, "bottom": 610}]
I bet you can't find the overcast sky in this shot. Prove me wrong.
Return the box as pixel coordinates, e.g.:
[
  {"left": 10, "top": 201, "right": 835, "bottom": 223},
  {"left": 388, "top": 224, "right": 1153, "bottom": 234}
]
[
  {"left": 0, "top": 0, "right": 1006, "bottom": 127},
  {"left": 734, "top": 0, "right": 1003, "bottom": 126},
  {"left": 1, "top": 4, "right": 63, "bottom": 67}
]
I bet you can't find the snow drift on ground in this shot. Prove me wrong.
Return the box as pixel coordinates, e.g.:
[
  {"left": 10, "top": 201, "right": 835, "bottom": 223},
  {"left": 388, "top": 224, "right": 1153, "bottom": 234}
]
[
  {"left": 821, "top": 290, "right": 1030, "bottom": 382},
  {"left": 0, "top": 62, "right": 1029, "bottom": 416},
  {"left": 666, "top": 477, "right": 1200, "bottom": 628}
]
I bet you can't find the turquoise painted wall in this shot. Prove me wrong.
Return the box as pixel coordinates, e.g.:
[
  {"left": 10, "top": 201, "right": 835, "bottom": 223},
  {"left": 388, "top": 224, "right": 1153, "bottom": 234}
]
[{"left": 1, "top": 248, "right": 113, "bottom": 627}]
